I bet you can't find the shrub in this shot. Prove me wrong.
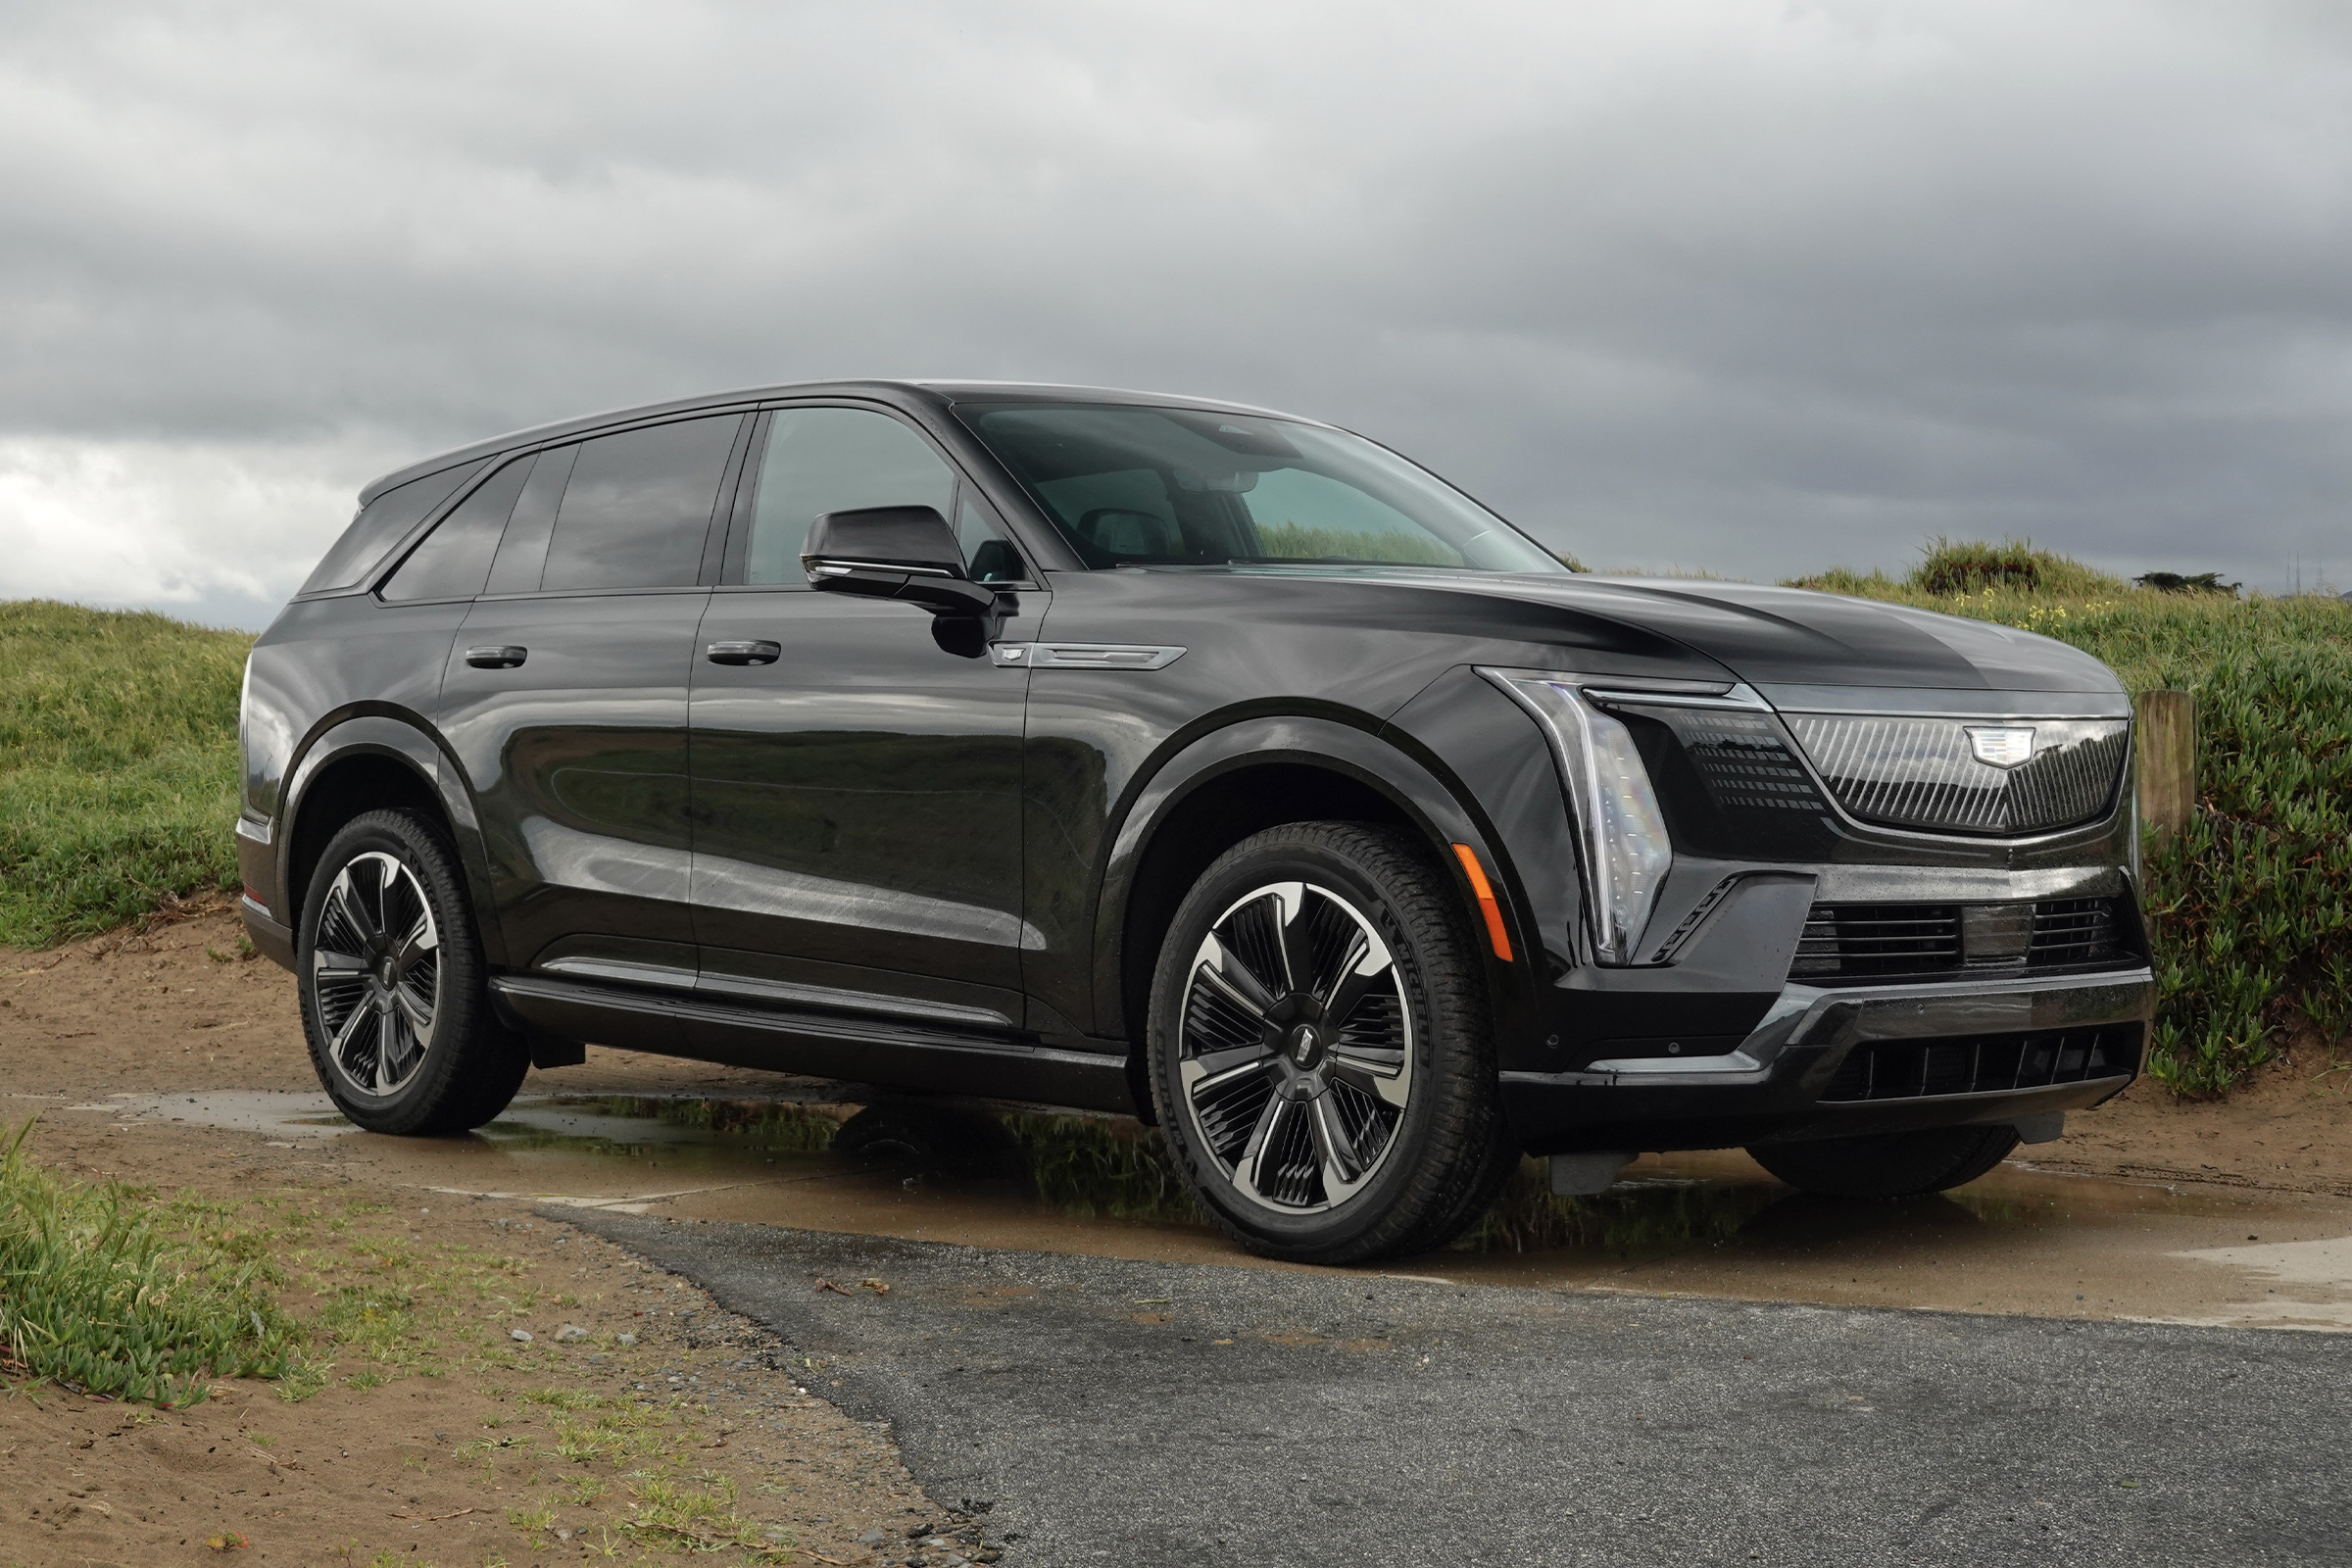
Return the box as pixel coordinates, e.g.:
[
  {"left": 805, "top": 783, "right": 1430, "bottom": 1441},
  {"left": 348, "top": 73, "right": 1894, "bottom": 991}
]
[{"left": 1907, "top": 536, "right": 2130, "bottom": 598}]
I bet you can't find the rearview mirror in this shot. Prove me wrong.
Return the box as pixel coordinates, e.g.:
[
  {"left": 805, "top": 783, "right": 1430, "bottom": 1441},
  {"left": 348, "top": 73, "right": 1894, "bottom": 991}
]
[{"left": 802, "top": 506, "right": 1002, "bottom": 618}]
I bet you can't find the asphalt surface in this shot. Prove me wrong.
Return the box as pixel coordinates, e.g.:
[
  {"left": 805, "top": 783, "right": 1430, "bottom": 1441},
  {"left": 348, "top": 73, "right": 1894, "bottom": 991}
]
[{"left": 561, "top": 1211, "right": 2350, "bottom": 1567}]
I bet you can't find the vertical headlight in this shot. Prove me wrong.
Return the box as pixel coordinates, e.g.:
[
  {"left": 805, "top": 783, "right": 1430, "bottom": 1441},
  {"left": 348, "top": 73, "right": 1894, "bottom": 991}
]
[{"left": 1489, "top": 673, "right": 1674, "bottom": 964}]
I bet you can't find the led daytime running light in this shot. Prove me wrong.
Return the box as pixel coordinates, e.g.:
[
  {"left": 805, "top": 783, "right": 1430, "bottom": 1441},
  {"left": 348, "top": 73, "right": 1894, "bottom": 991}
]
[{"left": 1491, "top": 673, "right": 1675, "bottom": 964}]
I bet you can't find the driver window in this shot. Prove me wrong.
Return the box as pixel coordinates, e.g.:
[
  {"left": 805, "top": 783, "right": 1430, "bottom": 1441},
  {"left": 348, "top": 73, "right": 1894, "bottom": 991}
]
[{"left": 742, "top": 408, "right": 957, "bottom": 586}]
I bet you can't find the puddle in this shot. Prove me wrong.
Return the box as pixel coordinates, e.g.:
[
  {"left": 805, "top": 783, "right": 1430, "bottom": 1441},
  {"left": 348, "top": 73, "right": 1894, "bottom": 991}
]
[{"left": 54, "top": 1089, "right": 2352, "bottom": 1330}]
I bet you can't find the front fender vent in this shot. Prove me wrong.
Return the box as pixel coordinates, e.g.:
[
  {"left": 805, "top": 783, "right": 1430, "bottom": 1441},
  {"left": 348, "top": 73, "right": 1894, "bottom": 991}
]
[{"left": 1784, "top": 715, "right": 2129, "bottom": 835}]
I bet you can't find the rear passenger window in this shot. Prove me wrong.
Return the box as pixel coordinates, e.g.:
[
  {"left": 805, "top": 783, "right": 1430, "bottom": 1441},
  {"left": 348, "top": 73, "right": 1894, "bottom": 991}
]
[
  {"left": 299, "top": 461, "right": 485, "bottom": 595},
  {"left": 539, "top": 416, "right": 740, "bottom": 592},
  {"left": 379, "top": 455, "right": 534, "bottom": 602},
  {"left": 742, "top": 408, "right": 958, "bottom": 585}
]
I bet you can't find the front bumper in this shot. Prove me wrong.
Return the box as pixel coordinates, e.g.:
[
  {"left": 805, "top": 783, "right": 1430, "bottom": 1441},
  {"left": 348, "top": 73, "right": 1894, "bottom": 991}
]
[{"left": 1498, "top": 967, "right": 2155, "bottom": 1154}]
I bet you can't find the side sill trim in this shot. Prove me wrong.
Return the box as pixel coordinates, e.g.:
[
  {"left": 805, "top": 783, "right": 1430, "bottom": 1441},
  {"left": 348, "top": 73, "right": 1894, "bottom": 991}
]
[
  {"left": 491, "top": 974, "right": 1076, "bottom": 1061},
  {"left": 533, "top": 956, "right": 1017, "bottom": 1031}
]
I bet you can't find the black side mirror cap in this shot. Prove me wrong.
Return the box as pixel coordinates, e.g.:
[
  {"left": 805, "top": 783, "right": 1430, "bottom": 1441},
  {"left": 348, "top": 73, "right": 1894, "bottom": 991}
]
[{"left": 802, "top": 506, "right": 1003, "bottom": 618}]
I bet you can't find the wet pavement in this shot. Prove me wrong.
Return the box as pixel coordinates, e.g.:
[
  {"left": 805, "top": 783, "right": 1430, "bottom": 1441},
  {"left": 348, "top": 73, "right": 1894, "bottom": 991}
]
[{"left": 49, "top": 1088, "right": 2352, "bottom": 1332}]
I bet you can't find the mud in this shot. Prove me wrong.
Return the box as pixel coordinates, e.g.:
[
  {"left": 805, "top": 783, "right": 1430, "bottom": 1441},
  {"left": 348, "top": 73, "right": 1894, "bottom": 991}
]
[{"left": 50, "top": 1087, "right": 2352, "bottom": 1335}]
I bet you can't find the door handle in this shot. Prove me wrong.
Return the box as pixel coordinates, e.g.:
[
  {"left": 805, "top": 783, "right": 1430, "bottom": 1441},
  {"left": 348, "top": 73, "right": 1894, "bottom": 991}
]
[
  {"left": 706, "top": 640, "right": 782, "bottom": 665},
  {"left": 465, "top": 645, "right": 528, "bottom": 669}
]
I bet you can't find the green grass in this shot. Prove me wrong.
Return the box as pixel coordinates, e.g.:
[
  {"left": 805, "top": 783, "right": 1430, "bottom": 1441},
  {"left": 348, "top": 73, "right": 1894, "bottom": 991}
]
[
  {"left": 0, "top": 600, "right": 252, "bottom": 946},
  {"left": 0, "top": 1120, "right": 295, "bottom": 1406},
  {"left": 1785, "top": 541, "right": 2352, "bottom": 1094}
]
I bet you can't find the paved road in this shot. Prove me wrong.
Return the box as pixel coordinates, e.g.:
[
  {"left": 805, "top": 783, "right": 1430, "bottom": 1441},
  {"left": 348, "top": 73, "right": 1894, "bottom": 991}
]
[{"left": 564, "top": 1212, "right": 2348, "bottom": 1567}]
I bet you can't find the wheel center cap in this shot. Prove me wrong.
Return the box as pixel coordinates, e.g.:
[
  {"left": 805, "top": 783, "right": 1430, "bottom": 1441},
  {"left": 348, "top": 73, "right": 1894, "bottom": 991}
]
[
  {"left": 1287, "top": 1023, "right": 1323, "bottom": 1068},
  {"left": 376, "top": 958, "right": 397, "bottom": 987}
]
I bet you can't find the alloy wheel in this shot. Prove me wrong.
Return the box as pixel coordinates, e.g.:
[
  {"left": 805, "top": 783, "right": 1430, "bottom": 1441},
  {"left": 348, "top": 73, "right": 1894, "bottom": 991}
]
[
  {"left": 1175, "top": 880, "right": 1415, "bottom": 1213},
  {"left": 310, "top": 850, "right": 442, "bottom": 1097}
]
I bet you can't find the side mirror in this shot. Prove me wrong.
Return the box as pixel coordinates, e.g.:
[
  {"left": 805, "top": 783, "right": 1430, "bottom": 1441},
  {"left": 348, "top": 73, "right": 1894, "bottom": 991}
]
[{"left": 802, "top": 506, "right": 1002, "bottom": 618}]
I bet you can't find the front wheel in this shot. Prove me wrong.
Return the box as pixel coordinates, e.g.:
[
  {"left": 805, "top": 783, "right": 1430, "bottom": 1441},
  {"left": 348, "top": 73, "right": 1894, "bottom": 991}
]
[
  {"left": 1146, "top": 823, "right": 1513, "bottom": 1264},
  {"left": 1745, "top": 1124, "right": 2021, "bottom": 1199},
  {"left": 297, "top": 808, "right": 528, "bottom": 1135}
]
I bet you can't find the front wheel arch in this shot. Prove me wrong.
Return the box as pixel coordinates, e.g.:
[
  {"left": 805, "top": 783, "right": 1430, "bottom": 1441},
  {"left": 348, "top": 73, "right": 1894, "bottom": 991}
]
[{"left": 1098, "top": 718, "right": 1533, "bottom": 1102}]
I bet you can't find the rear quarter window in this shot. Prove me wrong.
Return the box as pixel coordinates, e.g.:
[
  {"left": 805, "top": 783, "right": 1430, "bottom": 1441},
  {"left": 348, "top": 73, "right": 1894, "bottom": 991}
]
[{"left": 299, "top": 461, "right": 485, "bottom": 595}]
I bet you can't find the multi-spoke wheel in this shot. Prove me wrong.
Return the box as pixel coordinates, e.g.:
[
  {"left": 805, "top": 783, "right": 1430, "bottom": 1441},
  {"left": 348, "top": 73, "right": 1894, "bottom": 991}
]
[
  {"left": 297, "top": 808, "right": 529, "bottom": 1135},
  {"left": 311, "top": 851, "right": 441, "bottom": 1097},
  {"left": 1149, "top": 822, "right": 1515, "bottom": 1263},
  {"left": 1178, "top": 882, "right": 1414, "bottom": 1212}
]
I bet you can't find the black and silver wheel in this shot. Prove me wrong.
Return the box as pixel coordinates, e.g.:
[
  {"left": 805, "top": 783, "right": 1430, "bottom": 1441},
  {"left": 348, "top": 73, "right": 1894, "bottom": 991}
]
[
  {"left": 1148, "top": 822, "right": 1513, "bottom": 1263},
  {"left": 1746, "top": 1123, "right": 2021, "bottom": 1200},
  {"left": 297, "top": 808, "right": 528, "bottom": 1135}
]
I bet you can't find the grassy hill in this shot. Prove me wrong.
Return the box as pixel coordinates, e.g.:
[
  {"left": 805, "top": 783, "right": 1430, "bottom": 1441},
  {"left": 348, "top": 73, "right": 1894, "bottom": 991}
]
[
  {"left": 0, "top": 601, "right": 252, "bottom": 946},
  {"left": 6, "top": 556, "right": 2347, "bottom": 1096}
]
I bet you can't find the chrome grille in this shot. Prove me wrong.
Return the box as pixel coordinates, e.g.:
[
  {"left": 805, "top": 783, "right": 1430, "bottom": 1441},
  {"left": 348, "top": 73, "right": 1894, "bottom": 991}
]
[{"left": 1785, "top": 715, "right": 2130, "bottom": 835}]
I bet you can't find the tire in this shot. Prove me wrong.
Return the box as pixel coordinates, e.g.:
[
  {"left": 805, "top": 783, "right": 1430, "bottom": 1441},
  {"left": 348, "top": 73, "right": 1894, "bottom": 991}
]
[
  {"left": 1146, "top": 822, "right": 1510, "bottom": 1264},
  {"left": 296, "top": 808, "right": 529, "bottom": 1135},
  {"left": 1745, "top": 1124, "right": 2022, "bottom": 1200}
]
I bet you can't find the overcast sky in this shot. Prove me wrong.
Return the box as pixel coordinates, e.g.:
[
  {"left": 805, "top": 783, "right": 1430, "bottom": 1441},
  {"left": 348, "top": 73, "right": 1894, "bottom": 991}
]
[{"left": 3, "top": 0, "right": 2348, "bottom": 628}]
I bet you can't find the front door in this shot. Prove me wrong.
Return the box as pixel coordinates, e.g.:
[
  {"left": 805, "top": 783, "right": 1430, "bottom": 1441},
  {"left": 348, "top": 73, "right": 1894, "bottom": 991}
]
[
  {"left": 689, "top": 404, "right": 1037, "bottom": 1027},
  {"left": 439, "top": 413, "right": 746, "bottom": 979}
]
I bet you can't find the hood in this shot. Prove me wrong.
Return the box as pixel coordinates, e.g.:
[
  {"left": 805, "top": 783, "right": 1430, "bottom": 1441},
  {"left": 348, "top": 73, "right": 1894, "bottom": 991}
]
[{"left": 1428, "top": 572, "right": 2129, "bottom": 713}]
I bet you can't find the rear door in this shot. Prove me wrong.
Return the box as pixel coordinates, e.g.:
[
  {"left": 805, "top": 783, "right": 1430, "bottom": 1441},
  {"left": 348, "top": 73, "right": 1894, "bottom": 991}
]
[
  {"left": 439, "top": 412, "right": 749, "bottom": 983},
  {"left": 688, "top": 402, "right": 1038, "bottom": 1028}
]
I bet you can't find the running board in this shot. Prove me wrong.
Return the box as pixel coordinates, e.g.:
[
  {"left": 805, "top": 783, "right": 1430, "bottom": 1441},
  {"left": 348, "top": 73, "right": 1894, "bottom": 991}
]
[{"left": 489, "top": 973, "right": 1134, "bottom": 1115}]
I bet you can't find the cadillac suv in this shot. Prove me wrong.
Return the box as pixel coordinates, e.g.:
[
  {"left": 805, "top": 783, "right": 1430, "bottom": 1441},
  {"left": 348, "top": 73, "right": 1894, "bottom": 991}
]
[{"left": 237, "top": 381, "right": 2154, "bottom": 1262}]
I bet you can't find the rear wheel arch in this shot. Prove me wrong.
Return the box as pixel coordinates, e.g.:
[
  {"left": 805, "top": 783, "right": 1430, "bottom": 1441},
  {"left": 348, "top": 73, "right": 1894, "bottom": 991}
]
[
  {"left": 1098, "top": 719, "right": 1530, "bottom": 1116},
  {"left": 279, "top": 721, "right": 501, "bottom": 963}
]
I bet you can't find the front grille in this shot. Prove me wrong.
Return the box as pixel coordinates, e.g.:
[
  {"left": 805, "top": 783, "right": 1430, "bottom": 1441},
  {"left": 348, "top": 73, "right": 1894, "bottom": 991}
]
[
  {"left": 1784, "top": 714, "right": 2130, "bottom": 835},
  {"left": 1791, "top": 898, "right": 2132, "bottom": 983},
  {"left": 1820, "top": 1024, "right": 2142, "bottom": 1102}
]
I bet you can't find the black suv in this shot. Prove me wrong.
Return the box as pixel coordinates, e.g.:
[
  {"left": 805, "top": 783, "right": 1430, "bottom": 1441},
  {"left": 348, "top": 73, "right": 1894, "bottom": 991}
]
[{"left": 238, "top": 381, "right": 2153, "bottom": 1262}]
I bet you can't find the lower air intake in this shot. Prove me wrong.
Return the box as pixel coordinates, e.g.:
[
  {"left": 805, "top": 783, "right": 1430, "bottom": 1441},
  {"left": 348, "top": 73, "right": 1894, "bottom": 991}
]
[{"left": 1819, "top": 1024, "right": 2143, "bottom": 1102}]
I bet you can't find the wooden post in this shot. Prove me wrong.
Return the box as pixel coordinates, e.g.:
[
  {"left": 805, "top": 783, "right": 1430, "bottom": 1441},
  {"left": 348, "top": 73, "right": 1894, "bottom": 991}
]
[{"left": 2136, "top": 689, "right": 2196, "bottom": 844}]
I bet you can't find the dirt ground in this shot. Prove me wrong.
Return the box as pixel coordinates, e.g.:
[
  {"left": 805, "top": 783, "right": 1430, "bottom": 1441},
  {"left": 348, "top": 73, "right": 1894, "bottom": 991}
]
[{"left": 0, "top": 908, "right": 1002, "bottom": 1568}]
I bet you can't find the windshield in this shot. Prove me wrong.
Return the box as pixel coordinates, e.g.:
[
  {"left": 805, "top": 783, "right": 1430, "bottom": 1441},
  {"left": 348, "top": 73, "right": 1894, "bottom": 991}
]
[{"left": 955, "top": 402, "right": 1567, "bottom": 573}]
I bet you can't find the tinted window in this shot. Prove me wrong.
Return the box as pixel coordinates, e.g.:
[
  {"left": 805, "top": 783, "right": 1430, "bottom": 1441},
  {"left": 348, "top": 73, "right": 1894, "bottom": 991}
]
[
  {"left": 380, "top": 455, "right": 534, "bottom": 602},
  {"left": 539, "top": 416, "right": 739, "bottom": 592},
  {"left": 957, "top": 403, "right": 1565, "bottom": 572},
  {"left": 484, "top": 445, "right": 574, "bottom": 595},
  {"left": 743, "top": 408, "right": 957, "bottom": 585},
  {"left": 299, "top": 461, "right": 485, "bottom": 594}
]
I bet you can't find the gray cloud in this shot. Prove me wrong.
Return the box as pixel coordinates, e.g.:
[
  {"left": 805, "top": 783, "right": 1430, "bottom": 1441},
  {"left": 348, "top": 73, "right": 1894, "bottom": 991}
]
[{"left": 3, "top": 0, "right": 2350, "bottom": 625}]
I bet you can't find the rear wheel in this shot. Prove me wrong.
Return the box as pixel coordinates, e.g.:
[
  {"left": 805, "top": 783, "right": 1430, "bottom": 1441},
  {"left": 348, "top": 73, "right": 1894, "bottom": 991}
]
[
  {"left": 297, "top": 808, "right": 528, "bottom": 1135},
  {"left": 1745, "top": 1124, "right": 2021, "bottom": 1199},
  {"left": 1147, "top": 822, "right": 1511, "bottom": 1264}
]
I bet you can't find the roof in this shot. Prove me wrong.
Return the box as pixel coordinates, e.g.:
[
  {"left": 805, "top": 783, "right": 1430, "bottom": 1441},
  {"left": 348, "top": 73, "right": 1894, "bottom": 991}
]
[{"left": 358, "top": 379, "right": 1321, "bottom": 505}]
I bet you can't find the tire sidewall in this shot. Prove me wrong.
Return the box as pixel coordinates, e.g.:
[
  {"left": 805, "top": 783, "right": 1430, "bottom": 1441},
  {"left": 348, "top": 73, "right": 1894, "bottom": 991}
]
[
  {"left": 1147, "top": 828, "right": 1479, "bottom": 1257},
  {"left": 296, "top": 808, "right": 486, "bottom": 1134}
]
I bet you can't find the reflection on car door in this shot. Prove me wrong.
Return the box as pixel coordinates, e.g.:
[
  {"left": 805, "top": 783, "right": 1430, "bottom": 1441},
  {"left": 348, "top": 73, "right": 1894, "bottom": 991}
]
[
  {"left": 439, "top": 414, "right": 747, "bottom": 985},
  {"left": 688, "top": 404, "right": 1037, "bottom": 1030}
]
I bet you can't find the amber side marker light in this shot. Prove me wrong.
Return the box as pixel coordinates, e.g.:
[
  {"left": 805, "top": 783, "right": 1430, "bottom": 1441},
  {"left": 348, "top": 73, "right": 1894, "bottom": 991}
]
[{"left": 1449, "top": 843, "right": 1514, "bottom": 962}]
